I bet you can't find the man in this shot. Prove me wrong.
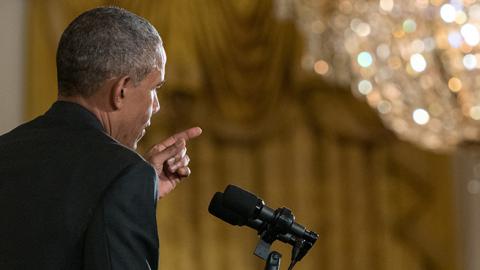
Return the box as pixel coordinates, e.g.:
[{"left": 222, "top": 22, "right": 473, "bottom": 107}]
[{"left": 0, "top": 7, "right": 201, "bottom": 270}]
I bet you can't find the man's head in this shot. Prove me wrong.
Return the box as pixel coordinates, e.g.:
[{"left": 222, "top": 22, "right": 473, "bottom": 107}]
[
  {"left": 57, "top": 6, "right": 162, "bottom": 97},
  {"left": 56, "top": 7, "right": 166, "bottom": 149}
]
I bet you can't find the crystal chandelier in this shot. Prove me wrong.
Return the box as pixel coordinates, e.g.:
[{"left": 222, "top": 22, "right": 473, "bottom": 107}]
[{"left": 278, "top": 0, "right": 480, "bottom": 152}]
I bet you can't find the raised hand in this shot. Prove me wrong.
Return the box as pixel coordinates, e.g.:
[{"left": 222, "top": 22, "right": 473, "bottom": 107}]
[{"left": 144, "top": 127, "right": 202, "bottom": 198}]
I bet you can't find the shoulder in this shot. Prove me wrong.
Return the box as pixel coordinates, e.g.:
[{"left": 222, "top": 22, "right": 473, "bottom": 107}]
[
  {"left": 115, "top": 156, "right": 157, "bottom": 183},
  {"left": 98, "top": 142, "right": 157, "bottom": 197},
  {"left": 96, "top": 139, "right": 156, "bottom": 177},
  {"left": 0, "top": 111, "right": 156, "bottom": 185}
]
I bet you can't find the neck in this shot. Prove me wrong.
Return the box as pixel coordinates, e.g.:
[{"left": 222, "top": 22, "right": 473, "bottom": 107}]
[{"left": 57, "top": 94, "right": 114, "bottom": 136}]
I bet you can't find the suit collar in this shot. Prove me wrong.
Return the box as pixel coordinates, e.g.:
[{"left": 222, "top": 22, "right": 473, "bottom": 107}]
[{"left": 44, "top": 101, "right": 105, "bottom": 132}]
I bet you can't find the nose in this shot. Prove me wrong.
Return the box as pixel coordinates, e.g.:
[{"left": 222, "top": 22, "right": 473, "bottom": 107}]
[{"left": 152, "top": 91, "right": 160, "bottom": 114}]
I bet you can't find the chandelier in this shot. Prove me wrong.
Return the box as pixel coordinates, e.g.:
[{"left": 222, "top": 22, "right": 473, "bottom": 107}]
[{"left": 277, "top": 0, "right": 480, "bottom": 152}]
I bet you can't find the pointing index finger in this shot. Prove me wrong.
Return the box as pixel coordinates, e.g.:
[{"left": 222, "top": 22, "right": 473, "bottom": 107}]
[
  {"left": 172, "top": 127, "right": 202, "bottom": 142},
  {"left": 157, "top": 127, "right": 202, "bottom": 150}
]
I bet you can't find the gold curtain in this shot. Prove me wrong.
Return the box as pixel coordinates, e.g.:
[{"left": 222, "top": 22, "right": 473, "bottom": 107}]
[{"left": 27, "top": 0, "right": 458, "bottom": 269}]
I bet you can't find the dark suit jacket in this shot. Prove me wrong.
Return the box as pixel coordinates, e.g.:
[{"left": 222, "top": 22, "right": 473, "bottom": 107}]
[{"left": 0, "top": 101, "right": 159, "bottom": 270}]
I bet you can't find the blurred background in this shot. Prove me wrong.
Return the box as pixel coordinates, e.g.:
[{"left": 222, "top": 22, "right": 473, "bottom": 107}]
[{"left": 3, "top": 0, "right": 480, "bottom": 269}]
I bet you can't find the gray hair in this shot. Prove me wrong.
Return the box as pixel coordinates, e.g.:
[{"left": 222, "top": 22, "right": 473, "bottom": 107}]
[{"left": 56, "top": 6, "right": 163, "bottom": 97}]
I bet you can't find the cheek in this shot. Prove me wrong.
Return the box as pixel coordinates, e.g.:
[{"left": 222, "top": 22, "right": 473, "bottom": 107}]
[
  {"left": 140, "top": 93, "right": 156, "bottom": 120},
  {"left": 130, "top": 91, "right": 156, "bottom": 127}
]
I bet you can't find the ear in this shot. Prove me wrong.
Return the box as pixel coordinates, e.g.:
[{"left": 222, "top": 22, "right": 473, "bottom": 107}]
[{"left": 110, "top": 76, "right": 131, "bottom": 110}]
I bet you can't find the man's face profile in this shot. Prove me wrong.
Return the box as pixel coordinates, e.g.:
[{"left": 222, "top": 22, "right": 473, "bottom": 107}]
[{"left": 118, "top": 46, "right": 166, "bottom": 149}]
